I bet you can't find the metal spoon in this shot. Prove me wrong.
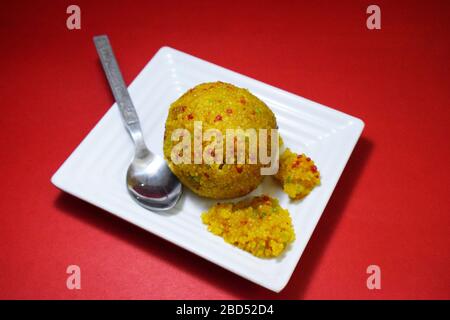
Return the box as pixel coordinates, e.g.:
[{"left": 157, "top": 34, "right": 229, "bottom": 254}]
[{"left": 93, "top": 35, "right": 182, "bottom": 211}]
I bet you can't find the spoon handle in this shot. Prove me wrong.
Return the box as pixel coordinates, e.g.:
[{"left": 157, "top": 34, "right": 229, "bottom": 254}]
[{"left": 93, "top": 35, "right": 146, "bottom": 149}]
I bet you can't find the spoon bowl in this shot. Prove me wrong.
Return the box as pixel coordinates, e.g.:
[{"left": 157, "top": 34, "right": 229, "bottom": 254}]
[{"left": 127, "top": 149, "right": 182, "bottom": 211}]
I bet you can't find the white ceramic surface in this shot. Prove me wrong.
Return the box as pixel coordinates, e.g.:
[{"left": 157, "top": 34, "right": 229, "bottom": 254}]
[{"left": 51, "top": 46, "right": 364, "bottom": 292}]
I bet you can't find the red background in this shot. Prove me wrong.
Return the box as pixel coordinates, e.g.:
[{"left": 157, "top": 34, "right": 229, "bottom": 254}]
[{"left": 0, "top": 0, "right": 449, "bottom": 299}]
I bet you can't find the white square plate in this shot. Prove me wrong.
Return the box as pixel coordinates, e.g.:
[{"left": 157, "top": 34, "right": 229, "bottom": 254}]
[{"left": 51, "top": 47, "right": 364, "bottom": 292}]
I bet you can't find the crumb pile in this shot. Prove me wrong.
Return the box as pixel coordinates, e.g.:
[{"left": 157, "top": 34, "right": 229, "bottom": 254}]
[
  {"left": 275, "top": 148, "right": 321, "bottom": 200},
  {"left": 201, "top": 195, "right": 295, "bottom": 258}
]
